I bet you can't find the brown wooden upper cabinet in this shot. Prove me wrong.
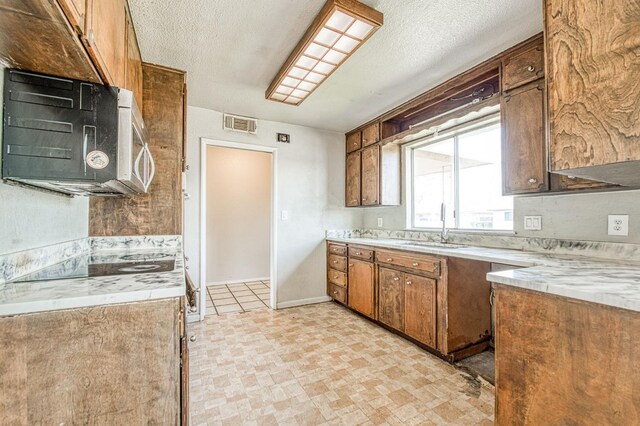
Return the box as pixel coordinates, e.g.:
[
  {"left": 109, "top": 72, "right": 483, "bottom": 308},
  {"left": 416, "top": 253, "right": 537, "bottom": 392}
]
[
  {"left": 84, "top": 0, "right": 127, "bottom": 88},
  {"left": 346, "top": 131, "right": 362, "bottom": 153},
  {"left": 362, "top": 122, "right": 380, "bottom": 147},
  {"left": 344, "top": 128, "right": 400, "bottom": 208},
  {"left": 125, "top": 11, "right": 144, "bottom": 108},
  {"left": 502, "top": 42, "right": 544, "bottom": 91},
  {"left": 501, "top": 79, "right": 548, "bottom": 194},
  {"left": 545, "top": 0, "right": 640, "bottom": 187},
  {"left": 58, "top": 0, "right": 86, "bottom": 35}
]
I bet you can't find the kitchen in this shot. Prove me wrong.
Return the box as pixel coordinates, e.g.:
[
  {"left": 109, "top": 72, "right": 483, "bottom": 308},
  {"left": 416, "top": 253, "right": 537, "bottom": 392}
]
[{"left": 0, "top": 0, "right": 639, "bottom": 424}]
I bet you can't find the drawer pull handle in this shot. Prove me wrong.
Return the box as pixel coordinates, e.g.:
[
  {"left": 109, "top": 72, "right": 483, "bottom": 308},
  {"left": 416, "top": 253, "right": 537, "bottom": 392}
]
[
  {"left": 393, "top": 277, "right": 399, "bottom": 281},
  {"left": 406, "top": 281, "right": 412, "bottom": 285},
  {"left": 332, "top": 260, "right": 338, "bottom": 264},
  {"left": 349, "top": 264, "right": 353, "bottom": 267},
  {"left": 333, "top": 276, "right": 339, "bottom": 280},
  {"left": 387, "top": 258, "right": 393, "bottom": 262},
  {"left": 412, "top": 262, "right": 419, "bottom": 267},
  {"left": 527, "top": 65, "right": 535, "bottom": 72},
  {"left": 355, "top": 251, "right": 362, "bottom": 255},
  {"left": 528, "top": 177, "right": 538, "bottom": 184},
  {"left": 333, "top": 291, "right": 338, "bottom": 295}
]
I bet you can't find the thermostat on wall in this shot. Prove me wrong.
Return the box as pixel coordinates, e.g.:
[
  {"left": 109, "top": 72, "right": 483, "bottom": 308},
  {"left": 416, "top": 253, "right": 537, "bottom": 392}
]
[{"left": 277, "top": 133, "right": 290, "bottom": 143}]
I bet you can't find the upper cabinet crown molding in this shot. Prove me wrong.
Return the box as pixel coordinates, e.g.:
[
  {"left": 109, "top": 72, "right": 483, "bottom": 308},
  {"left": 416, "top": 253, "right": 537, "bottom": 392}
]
[{"left": 545, "top": 0, "right": 640, "bottom": 186}]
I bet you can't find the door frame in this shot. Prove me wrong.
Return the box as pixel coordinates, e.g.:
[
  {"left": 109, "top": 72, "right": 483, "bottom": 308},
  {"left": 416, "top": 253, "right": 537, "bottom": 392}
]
[{"left": 199, "top": 138, "right": 278, "bottom": 318}]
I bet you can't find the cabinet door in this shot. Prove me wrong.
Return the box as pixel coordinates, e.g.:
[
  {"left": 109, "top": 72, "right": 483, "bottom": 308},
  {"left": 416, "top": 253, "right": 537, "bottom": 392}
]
[
  {"left": 125, "top": 12, "right": 143, "bottom": 109},
  {"left": 361, "top": 145, "right": 380, "bottom": 206},
  {"left": 346, "top": 152, "right": 361, "bottom": 207},
  {"left": 85, "top": 0, "right": 126, "bottom": 87},
  {"left": 362, "top": 122, "right": 380, "bottom": 147},
  {"left": 346, "top": 132, "right": 361, "bottom": 153},
  {"left": 502, "top": 42, "right": 544, "bottom": 91},
  {"left": 546, "top": 0, "right": 640, "bottom": 173},
  {"left": 501, "top": 79, "right": 548, "bottom": 195},
  {"left": 58, "top": 0, "right": 86, "bottom": 35},
  {"left": 378, "top": 267, "right": 404, "bottom": 331},
  {"left": 404, "top": 274, "right": 436, "bottom": 347},
  {"left": 348, "top": 260, "right": 375, "bottom": 318}
]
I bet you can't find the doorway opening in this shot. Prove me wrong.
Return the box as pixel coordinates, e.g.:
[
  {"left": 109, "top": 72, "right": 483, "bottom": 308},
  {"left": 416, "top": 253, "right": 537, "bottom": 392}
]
[{"left": 200, "top": 139, "right": 277, "bottom": 316}]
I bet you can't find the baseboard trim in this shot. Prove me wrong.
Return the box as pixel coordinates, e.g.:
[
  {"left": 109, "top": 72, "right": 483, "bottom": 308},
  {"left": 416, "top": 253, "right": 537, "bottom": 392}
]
[
  {"left": 207, "top": 277, "right": 270, "bottom": 286},
  {"left": 276, "top": 296, "right": 332, "bottom": 310}
]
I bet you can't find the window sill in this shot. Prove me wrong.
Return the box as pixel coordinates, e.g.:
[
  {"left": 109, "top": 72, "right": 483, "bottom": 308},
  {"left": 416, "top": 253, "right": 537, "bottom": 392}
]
[{"left": 403, "top": 227, "right": 516, "bottom": 237}]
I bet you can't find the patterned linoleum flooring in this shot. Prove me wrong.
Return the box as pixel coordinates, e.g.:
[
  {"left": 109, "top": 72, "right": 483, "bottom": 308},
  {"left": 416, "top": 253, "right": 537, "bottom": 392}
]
[
  {"left": 189, "top": 302, "right": 495, "bottom": 425},
  {"left": 206, "top": 281, "right": 271, "bottom": 314}
]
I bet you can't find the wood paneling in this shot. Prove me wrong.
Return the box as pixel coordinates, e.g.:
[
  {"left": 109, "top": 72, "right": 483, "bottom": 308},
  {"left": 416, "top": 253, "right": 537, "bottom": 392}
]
[
  {"left": 125, "top": 11, "right": 143, "bottom": 108},
  {"left": 346, "top": 131, "right": 361, "bottom": 153},
  {"left": 90, "top": 64, "right": 185, "bottom": 236},
  {"left": 444, "top": 257, "right": 491, "bottom": 353},
  {"left": 378, "top": 267, "right": 404, "bottom": 331},
  {"left": 84, "top": 0, "right": 126, "bottom": 87},
  {"left": 345, "top": 151, "right": 361, "bottom": 207},
  {"left": 495, "top": 285, "right": 640, "bottom": 425},
  {"left": 361, "top": 145, "right": 379, "bottom": 206},
  {"left": 0, "top": 0, "right": 100, "bottom": 82},
  {"left": 347, "top": 259, "right": 375, "bottom": 318},
  {"left": 0, "top": 299, "right": 180, "bottom": 424},
  {"left": 404, "top": 273, "right": 436, "bottom": 348},
  {"left": 501, "top": 79, "right": 548, "bottom": 194},
  {"left": 546, "top": 0, "right": 640, "bottom": 183},
  {"left": 57, "top": 0, "right": 86, "bottom": 35},
  {"left": 362, "top": 122, "right": 380, "bottom": 147},
  {"left": 502, "top": 42, "right": 544, "bottom": 91}
]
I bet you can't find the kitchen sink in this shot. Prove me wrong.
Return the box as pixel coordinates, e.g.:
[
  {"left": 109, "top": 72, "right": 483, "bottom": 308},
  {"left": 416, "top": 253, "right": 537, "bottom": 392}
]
[{"left": 397, "top": 241, "right": 466, "bottom": 249}]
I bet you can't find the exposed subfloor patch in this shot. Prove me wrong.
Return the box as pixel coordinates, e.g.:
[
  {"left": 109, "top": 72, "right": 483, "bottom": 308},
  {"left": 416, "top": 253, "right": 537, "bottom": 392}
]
[
  {"left": 189, "top": 301, "right": 495, "bottom": 425},
  {"left": 455, "top": 349, "right": 495, "bottom": 386}
]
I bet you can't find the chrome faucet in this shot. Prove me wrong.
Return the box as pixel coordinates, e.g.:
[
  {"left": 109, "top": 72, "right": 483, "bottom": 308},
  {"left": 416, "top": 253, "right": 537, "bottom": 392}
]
[{"left": 440, "top": 203, "right": 450, "bottom": 244}]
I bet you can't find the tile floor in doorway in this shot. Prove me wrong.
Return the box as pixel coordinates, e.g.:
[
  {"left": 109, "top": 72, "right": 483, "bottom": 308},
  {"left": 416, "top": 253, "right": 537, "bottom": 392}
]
[
  {"left": 189, "top": 302, "right": 495, "bottom": 425},
  {"left": 206, "top": 281, "right": 271, "bottom": 315}
]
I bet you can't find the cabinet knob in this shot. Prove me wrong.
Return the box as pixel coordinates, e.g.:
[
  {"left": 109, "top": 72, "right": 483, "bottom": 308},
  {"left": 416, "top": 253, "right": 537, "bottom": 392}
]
[
  {"left": 190, "top": 306, "right": 197, "bottom": 313},
  {"left": 355, "top": 251, "right": 361, "bottom": 255},
  {"left": 528, "top": 177, "right": 538, "bottom": 184},
  {"left": 412, "top": 262, "right": 419, "bottom": 267},
  {"left": 332, "top": 260, "right": 338, "bottom": 264},
  {"left": 406, "top": 281, "right": 412, "bottom": 285},
  {"left": 527, "top": 65, "right": 535, "bottom": 72},
  {"left": 362, "top": 197, "right": 367, "bottom": 202},
  {"left": 333, "top": 291, "right": 338, "bottom": 295},
  {"left": 393, "top": 277, "right": 400, "bottom": 281},
  {"left": 189, "top": 335, "right": 196, "bottom": 342},
  {"left": 387, "top": 258, "right": 393, "bottom": 262},
  {"left": 333, "top": 275, "right": 339, "bottom": 280},
  {"left": 351, "top": 199, "right": 358, "bottom": 203},
  {"left": 349, "top": 264, "right": 353, "bottom": 267}
]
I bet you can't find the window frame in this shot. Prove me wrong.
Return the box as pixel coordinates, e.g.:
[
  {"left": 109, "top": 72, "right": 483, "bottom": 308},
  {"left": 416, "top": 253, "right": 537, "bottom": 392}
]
[{"left": 407, "top": 114, "right": 512, "bottom": 232}]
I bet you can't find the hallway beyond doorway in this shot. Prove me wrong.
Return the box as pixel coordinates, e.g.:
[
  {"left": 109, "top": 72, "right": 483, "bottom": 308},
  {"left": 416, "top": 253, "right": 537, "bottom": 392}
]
[{"left": 206, "top": 281, "right": 271, "bottom": 315}]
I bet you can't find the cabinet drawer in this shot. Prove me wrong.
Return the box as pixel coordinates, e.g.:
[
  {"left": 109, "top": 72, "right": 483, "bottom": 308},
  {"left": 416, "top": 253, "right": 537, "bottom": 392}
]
[
  {"left": 328, "top": 268, "right": 347, "bottom": 287},
  {"left": 376, "top": 250, "right": 441, "bottom": 276},
  {"left": 349, "top": 246, "right": 374, "bottom": 261},
  {"left": 328, "top": 282, "right": 347, "bottom": 304},
  {"left": 503, "top": 44, "right": 544, "bottom": 91},
  {"left": 328, "top": 254, "right": 347, "bottom": 272},
  {"left": 328, "top": 243, "right": 347, "bottom": 256}
]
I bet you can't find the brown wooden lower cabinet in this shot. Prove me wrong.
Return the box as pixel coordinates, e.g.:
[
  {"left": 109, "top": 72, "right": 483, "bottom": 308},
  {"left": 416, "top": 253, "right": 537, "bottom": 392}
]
[
  {"left": 0, "top": 298, "right": 186, "bottom": 424},
  {"left": 326, "top": 242, "right": 490, "bottom": 361},
  {"left": 347, "top": 259, "right": 375, "bottom": 318},
  {"left": 495, "top": 285, "right": 640, "bottom": 425}
]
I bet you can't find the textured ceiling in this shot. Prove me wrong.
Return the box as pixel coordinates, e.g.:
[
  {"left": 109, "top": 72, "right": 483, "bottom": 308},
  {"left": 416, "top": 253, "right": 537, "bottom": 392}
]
[{"left": 129, "top": 0, "right": 542, "bottom": 133}]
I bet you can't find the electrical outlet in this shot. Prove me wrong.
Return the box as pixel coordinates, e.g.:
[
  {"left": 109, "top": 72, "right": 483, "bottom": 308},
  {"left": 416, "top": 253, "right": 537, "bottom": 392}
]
[
  {"left": 524, "top": 215, "right": 542, "bottom": 231},
  {"left": 608, "top": 215, "right": 629, "bottom": 236},
  {"left": 281, "top": 210, "right": 289, "bottom": 221},
  {"left": 377, "top": 217, "right": 383, "bottom": 227}
]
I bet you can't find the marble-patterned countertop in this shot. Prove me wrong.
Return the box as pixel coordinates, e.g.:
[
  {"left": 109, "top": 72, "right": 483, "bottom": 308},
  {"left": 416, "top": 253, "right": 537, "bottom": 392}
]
[
  {"left": 327, "top": 237, "right": 640, "bottom": 312},
  {"left": 0, "top": 236, "right": 185, "bottom": 316}
]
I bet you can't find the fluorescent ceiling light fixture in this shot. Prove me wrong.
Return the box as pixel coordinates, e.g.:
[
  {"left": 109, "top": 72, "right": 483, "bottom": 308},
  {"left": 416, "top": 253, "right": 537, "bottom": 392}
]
[{"left": 266, "top": 0, "right": 383, "bottom": 106}]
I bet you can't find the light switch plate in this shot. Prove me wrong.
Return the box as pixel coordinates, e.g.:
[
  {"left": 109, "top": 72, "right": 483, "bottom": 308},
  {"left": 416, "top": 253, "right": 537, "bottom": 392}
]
[
  {"left": 608, "top": 215, "right": 629, "bottom": 236},
  {"left": 377, "top": 217, "right": 383, "bottom": 227},
  {"left": 281, "top": 210, "right": 289, "bottom": 221},
  {"left": 524, "top": 215, "right": 542, "bottom": 231}
]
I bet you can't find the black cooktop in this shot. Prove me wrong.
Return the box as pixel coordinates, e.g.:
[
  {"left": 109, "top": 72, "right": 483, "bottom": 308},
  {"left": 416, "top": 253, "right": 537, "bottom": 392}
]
[{"left": 12, "top": 251, "right": 176, "bottom": 283}]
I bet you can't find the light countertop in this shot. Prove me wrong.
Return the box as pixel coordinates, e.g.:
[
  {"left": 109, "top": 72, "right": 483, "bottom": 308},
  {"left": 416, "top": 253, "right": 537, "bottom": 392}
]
[
  {"left": 327, "top": 237, "right": 640, "bottom": 312},
  {"left": 0, "top": 236, "right": 185, "bottom": 316}
]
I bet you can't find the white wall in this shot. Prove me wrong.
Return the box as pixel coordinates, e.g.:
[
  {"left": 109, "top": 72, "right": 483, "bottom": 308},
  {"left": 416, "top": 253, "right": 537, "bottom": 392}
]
[
  {"left": 206, "top": 146, "right": 271, "bottom": 284},
  {"left": 184, "top": 106, "right": 362, "bottom": 307},
  {"left": 0, "top": 66, "right": 88, "bottom": 255}
]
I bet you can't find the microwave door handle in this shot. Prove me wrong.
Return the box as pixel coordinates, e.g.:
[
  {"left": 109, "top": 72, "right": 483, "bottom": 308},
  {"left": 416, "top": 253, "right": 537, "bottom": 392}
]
[
  {"left": 134, "top": 145, "right": 144, "bottom": 188},
  {"left": 145, "top": 144, "right": 155, "bottom": 192}
]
